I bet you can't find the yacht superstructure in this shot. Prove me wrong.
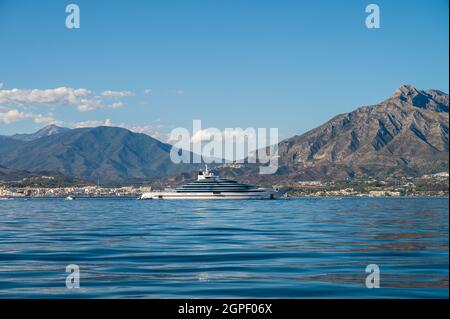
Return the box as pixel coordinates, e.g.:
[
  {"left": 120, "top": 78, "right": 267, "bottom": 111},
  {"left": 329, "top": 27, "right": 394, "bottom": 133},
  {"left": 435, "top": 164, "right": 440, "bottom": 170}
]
[{"left": 140, "top": 166, "right": 280, "bottom": 200}]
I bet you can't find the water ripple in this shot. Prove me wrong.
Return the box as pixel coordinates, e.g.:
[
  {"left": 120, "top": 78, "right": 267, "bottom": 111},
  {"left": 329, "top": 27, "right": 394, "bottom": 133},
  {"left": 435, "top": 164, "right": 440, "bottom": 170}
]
[{"left": 0, "top": 198, "right": 448, "bottom": 298}]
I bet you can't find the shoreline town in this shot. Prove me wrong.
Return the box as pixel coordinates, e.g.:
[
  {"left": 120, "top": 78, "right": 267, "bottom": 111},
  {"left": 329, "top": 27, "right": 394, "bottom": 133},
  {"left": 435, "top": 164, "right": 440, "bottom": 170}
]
[{"left": 1, "top": 172, "right": 448, "bottom": 199}]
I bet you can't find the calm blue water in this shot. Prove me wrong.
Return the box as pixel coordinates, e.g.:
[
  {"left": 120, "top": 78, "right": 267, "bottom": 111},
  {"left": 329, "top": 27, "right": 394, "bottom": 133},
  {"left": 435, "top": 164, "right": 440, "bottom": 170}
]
[{"left": 0, "top": 198, "right": 448, "bottom": 298}]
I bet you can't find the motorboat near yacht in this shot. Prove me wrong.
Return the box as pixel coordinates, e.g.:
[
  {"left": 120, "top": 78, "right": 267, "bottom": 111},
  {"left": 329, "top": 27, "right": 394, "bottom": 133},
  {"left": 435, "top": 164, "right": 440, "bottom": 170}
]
[{"left": 140, "top": 166, "right": 281, "bottom": 200}]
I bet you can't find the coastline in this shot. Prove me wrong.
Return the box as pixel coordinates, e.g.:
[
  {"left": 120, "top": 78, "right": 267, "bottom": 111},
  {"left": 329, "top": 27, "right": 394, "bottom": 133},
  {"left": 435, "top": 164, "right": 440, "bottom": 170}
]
[
  {"left": 1, "top": 195, "right": 448, "bottom": 199},
  {"left": 1, "top": 174, "right": 448, "bottom": 199}
]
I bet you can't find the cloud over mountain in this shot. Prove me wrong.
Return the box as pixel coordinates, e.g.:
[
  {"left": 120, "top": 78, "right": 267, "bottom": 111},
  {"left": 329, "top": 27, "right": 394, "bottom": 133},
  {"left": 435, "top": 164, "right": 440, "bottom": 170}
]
[
  {"left": 0, "top": 86, "right": 131, "bottom": 114},
  {"left": 0, "top": 109, "right": 58, "bottom": 125}
]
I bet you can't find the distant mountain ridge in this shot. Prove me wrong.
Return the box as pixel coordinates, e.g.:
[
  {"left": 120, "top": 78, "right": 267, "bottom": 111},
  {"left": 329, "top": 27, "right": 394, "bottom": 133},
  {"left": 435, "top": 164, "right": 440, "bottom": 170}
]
[
  {"left": 0, "top": 85, "right": 448, "bottom": 183},
  {"left": 0, "top": 126, "right": 197, "bottom": 181},
  {"left": 11, "top": 124, "right": 70, "bottom": 142},
  {"left": 268, "top": 85, "right": 449, "bottom": 180}
]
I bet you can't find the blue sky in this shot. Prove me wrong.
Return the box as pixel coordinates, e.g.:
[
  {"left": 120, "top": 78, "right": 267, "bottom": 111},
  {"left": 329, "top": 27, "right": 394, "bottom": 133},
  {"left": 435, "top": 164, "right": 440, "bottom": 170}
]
[{"left": 0, "top": 0, "right": 448, "bottom": 140}]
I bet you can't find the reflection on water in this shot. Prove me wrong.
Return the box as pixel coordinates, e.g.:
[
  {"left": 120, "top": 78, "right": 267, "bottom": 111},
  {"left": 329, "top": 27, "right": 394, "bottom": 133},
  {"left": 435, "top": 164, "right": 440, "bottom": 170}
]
[{"left": 0, "top": 198, "right": 448, "bottom": 298}]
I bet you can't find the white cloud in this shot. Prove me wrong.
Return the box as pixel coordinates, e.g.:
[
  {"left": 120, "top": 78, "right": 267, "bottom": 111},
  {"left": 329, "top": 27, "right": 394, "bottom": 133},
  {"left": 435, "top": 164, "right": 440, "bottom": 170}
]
[
  {"left": 0, "top": 87, "right": 93, "bottom": 111},
  {"left": 0, "top": 86, "right": 131, "bottom": 112},
  {"left": 190, "top": 129, "right": 215, "bottom": 143},
  {"left": 76, "top": 96, "right": 103, "bottom": 112},
  {"left": 175, "top": 89, "right": 184, "bottom": 96},
  {"left": 101, "top": 90, "right": 134, "bottom": 97},
  {"left": 72, "top": 118, "right": 113, "bottom": 128},
  {"left": 0, "top": 87, "right": 90, "bottom": 106},
  {"left": 75, "top": 98, "right": 124, "bottom": 112},
  {"left": 0, "top": 109, "right": 31, "bottom": 124},
  {"left": 0, "top": 109, "right": 59, "bottom": 125},
  {"left": 143, "top": 89, "right": 152, "bottom": 95},
  {"left": 110, "top": 101, "right": 124, "bottom": 109},
  {"left": 33, "top": 114, "right": 59, "bottom": 124},
  {"left": 188, "top": 128, "right": 259, "bottom": 160},
  {"left": 190, "top": 128, "right": 256, "bottom": 143},
  {"left": 120, "top": 124, "right": 170, "bottom": 141}
]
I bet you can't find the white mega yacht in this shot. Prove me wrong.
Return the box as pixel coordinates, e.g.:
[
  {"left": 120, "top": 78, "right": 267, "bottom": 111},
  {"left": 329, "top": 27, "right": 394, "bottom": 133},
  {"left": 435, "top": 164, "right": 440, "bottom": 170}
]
[{"left": 140, "top": 166, "right": 280, "bottom": 200}]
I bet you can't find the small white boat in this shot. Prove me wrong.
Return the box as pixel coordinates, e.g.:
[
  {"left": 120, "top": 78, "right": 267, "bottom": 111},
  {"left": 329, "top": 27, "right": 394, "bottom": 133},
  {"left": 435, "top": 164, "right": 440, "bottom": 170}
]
[
  {"left": 65, "top": 196, "right": 75, "bottom": 201},
  {"left": 141, "top": 166, "right": 281, "bottom": 200}
]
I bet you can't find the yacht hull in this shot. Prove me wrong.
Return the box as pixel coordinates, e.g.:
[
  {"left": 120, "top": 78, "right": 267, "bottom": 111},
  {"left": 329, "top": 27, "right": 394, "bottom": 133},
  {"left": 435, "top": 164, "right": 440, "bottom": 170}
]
[
  {"left": 140, "top": 189, "right": 280, "bottom": 200},
  {"left": 141, "top": 167, "right": 283, "bottom": 200}
]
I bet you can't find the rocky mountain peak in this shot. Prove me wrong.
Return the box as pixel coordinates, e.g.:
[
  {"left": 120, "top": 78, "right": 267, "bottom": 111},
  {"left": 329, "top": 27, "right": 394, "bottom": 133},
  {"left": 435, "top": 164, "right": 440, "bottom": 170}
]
[
  {"left": 271, "top": 86, "right": 449, "bottom": 180},
  {"left": 10, "top": 124, "right": 70, "bottom": 142},
  {"left": 389, "top": 84, "right": 448, "bottom": 112},
  {"left": 37, "top": 124, "right": 68, "bottom": 136},
  {"left": 393, "top": 84, "right": 419, "bottom": 97},
  {"left": 42, "top": 124, "right": 62, "bottom": 131}
]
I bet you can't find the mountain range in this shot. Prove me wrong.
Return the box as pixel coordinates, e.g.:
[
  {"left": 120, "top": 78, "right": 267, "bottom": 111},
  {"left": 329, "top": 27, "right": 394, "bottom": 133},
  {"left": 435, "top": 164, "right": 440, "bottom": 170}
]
[
  {"left": 272, "top": 84, "right": 449, "bottom": 180},
  {"left": 0, "top": 126, "right": 195, "bottom": 182},
  {"left": 0, "top": 85, "right": 448, "bottom": 183}
]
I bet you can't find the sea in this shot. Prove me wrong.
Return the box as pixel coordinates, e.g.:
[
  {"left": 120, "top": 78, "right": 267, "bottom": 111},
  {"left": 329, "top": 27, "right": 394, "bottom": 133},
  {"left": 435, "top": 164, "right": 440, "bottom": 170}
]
[{"left": 0, "top": 197, "right": 448, "bottom": 298}]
